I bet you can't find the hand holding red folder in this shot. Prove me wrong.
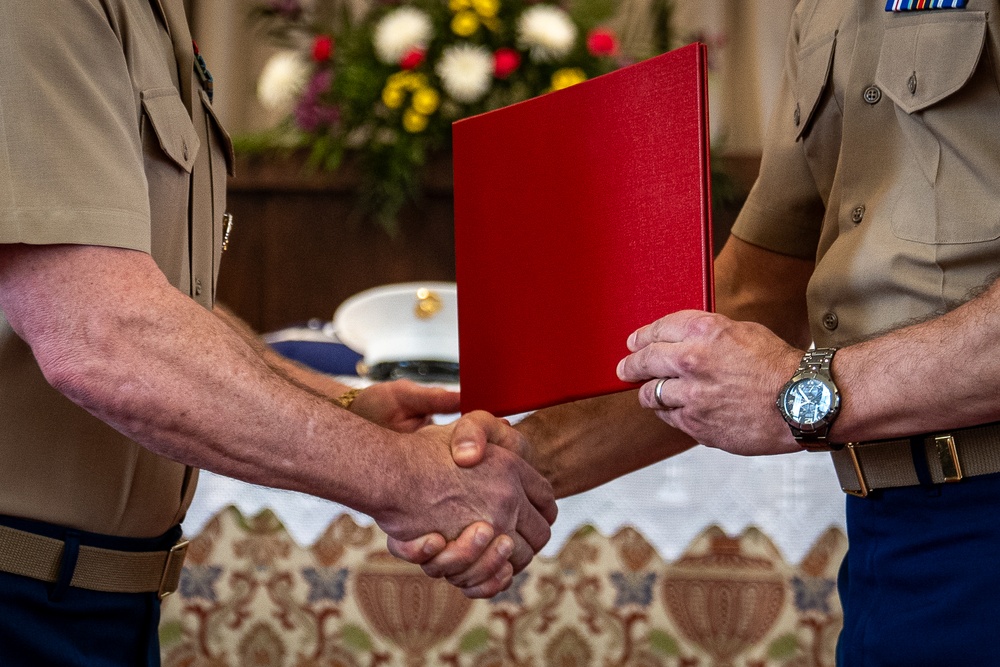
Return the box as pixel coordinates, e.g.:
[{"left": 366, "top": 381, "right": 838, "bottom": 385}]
[{"left": 454, "top": 43, "right": 714, "bottom": 417}]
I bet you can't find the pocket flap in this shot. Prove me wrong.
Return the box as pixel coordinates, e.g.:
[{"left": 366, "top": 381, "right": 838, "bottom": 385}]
[
  {"left": 141, "top": 88, "right": 200, "bottom": 173},
  {"left": 199, "top": 89, "right": 236, "bottom": 177},
  {"left": 875, "top": 12, "right": 986, "bottom": 114},
  {"left": 795, "top": 32, "right": 837, "bottom": 141}
]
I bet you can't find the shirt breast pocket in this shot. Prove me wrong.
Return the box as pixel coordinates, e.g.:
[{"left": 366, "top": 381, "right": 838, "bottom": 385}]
[
  {"left": 141, "top": 87, "right": 200, "bottom": 287},
  {"left": 794, "top": 32, "right": 838, "bottom": 142},
  {"left": 876, "top": 11, "right": 1000, "bottom": 245}
]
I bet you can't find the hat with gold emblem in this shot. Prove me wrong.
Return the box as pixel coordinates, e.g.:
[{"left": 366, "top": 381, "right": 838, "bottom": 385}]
[{"left": 332, "top": 282, "right": 459, "bottom": 382}]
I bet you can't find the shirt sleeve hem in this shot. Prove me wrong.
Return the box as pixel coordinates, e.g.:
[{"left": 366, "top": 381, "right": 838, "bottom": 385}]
[{"left": 0, "top": 208, "right": 151, "bottom": 254}]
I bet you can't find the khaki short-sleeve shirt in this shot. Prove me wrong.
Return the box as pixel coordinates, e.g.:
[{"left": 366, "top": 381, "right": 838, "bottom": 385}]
[
  {"left": 0, "top": 0, "right": 232, "bottom": 537},
  {"left": 732, "top": 0, "right": 1000, "bottom": 346}
]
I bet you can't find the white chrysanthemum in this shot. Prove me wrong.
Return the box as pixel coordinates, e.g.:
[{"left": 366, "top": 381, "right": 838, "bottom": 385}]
[
  {"left": 373, "top": 7, "right": 434, "bottom": 65},
  {"left": 257, "top": 50, "right": 309, "bottom": 111},
  {"left": 517, "top": 5, "right": 577, "bottom": 62},
  {"left": 436, "top": 44, "right": 493, "bottom": 103}
]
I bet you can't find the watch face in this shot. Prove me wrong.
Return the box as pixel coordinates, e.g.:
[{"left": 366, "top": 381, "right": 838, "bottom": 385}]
[{"left": 782, "top": 378, "right": 833, "bottom": 426}]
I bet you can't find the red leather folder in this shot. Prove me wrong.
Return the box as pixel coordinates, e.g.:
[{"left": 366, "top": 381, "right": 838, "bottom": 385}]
[{"left": 453, "top": 42, "right": 714, "bottom": 417}]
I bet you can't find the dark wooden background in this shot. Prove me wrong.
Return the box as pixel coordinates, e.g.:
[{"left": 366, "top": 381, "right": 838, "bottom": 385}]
[{"left": 217, "top": 154, "right": 760, "bottom": 333}]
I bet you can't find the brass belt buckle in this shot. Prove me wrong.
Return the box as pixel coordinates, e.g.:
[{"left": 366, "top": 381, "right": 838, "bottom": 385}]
[
  {"left": 842, "top": 443, "right": 869, "bottom": 498},
  {"left": 934, "top": 434, "right": 963, "bottom": 483},
  {"left": 158, "top": 539, "right": 190, "bottom": 600}
]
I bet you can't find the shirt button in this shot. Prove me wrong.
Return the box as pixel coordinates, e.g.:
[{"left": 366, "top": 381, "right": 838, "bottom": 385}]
[
  {"left": 908, "top": 73, "right": 917, "bottom": 95},
  {"left": 794, "top": 104, "right": 801, "bottom": 127},
  {"left": 851, "top": 205, "right": 866, "bottom": 224},
  {"left": 822, "top": 312, "right": 839, "bottom": 331},
  {"left": 195, "top": 279, "right": 203, "bottom": 296},
  {"left": 863, "top": 85, "right": 882, "bottom": 105}
]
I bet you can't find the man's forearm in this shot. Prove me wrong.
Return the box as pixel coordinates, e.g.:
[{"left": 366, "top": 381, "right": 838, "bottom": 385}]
[
  {"left": 516, "top": 390, "right": 696, "bottom": 498},
  {"left": 831, "top": 276, "right": 1000, "bottom": 442},
  {"left": 213, "top": 303, "right": 355, "bottom": 402},
  {"left": 2, "top": 248, "right": 402, "bottom": 517}
]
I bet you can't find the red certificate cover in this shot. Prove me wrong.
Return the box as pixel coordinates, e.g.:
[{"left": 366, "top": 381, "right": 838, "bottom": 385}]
[{"left": 453, "top": 42, "right": 714, "bottom": 417}]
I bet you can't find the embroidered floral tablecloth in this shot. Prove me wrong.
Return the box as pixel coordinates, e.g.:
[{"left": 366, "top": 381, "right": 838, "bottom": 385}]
[{"left": 161, "top": 505, "right": 845, "bottom": 666}]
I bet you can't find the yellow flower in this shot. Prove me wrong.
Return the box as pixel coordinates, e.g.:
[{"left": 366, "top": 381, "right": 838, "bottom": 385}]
[
  {"left": 412, "top": 87, "right": 441, "bottom": 115},
  {"left": 449, "top": 0, "right": 472, "bottom": 11},
  {"left": 403, "top": 108, "right": 429, "bottom": 133},
  {"left": 408, "top": 73, "right": 428, "bottom": 90},
  {"left": 472, "top": 0, "right": 500, "bottom": 18},
  {"left": 387, "top": 71, "right": 409, "bottom": 86},
  {"left": 381, "top": 84, "right": 406, "bottom": 109},
  {"left": 451, "top": 11, "right": 480, "bottom": 36},
  {"left": 551, "top": 67, "right": 587, "bottom": 91},
  {"left": 388, "top": 71, "right": 426, "bottom": 91}
]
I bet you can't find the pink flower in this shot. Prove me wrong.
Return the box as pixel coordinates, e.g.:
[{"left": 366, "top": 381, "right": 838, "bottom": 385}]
[
  {"left": 312, "top": 34, "right": 334, "bottom": 62},
  {"left": 493, "top": 48, "right": 521, "bottom": 79},
  {"left": 399, "top": 48, "right": 425, "bottom": 70},
  {"left": 586, "top": 28, "right": 618, "bottom": 56}
]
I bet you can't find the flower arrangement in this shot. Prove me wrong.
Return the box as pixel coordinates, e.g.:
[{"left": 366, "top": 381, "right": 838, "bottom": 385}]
[{"left": 246, "top": 0, "right": 652, "bottom": 234}]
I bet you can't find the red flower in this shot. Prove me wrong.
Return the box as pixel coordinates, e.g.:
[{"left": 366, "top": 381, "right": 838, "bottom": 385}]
[
  {"left": 586, "top": 28, "right": 618, "bottom": 56},
  {"left": 312, "top": 34, "right": 334, "bottom": 62},
  {"left": 399, "top": 48, "right": 425, "bottom": 70},
  {"left": 493, "top": 48, "right": 521, "bottom": 79}
]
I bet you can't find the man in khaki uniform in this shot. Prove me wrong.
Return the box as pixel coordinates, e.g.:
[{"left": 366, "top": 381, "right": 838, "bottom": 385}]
[
  {"left": 0, "top": 2, "right": 555, "bottom": 663},
  {"left": 396, "top": 0, "right": 1000, "bottom": 663}
]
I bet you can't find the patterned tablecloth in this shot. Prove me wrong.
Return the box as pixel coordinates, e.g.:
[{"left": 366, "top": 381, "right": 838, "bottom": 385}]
[
  {"left": 184, "top": 442, "right": 847, "bottom": 565},
  {"left": 169, "top": 375, "right": 850, "bottom": 666},
  {"left": 167, "top": 455, "right": 849, "bottom": 667}
]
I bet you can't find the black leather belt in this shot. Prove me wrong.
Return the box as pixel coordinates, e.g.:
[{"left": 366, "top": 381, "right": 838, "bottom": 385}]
[{"left": 830, "top": 422, "right": 1000, "bottom": 497}]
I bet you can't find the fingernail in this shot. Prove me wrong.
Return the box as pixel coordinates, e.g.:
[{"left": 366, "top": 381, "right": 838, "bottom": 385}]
[
  {"left": 455, "top": 441, "right": 477, "bottom": 457},
  {"left": 423, "top": 539, "right": 439, "bottom": 555},
  {"left": 497, "top": 537, "right": 514, "bottom": 559},
  {"left": 473, "top": 526, "right": 491, "bottom": 548},
  {"left": 627, "top": 331, "right": 637, "bottom": 349},
  {"left": 616, "top": 359, "right": 627, "bottom": 379}
]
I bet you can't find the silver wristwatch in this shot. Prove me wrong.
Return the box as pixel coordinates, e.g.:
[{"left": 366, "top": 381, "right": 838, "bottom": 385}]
[{"left": 776, "top": 348, "right": 842, "bottom": 451}]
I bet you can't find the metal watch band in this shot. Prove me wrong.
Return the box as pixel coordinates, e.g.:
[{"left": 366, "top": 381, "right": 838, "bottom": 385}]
[{"left": 800, "top": 348, "right": 835, "bottom": 375}]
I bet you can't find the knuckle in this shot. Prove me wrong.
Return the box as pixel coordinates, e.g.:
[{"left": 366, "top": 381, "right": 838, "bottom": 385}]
[
  {"left": 686, "top": 313, "right": 718, "bottom": 338},
  {"left": 675, "top": 348, "right": 702, "bottom": 374}
]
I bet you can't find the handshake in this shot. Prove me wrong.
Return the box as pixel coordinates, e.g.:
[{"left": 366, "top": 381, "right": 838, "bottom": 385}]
[{"left": 359, "top": 397, "right": 557, "bottom": 600}]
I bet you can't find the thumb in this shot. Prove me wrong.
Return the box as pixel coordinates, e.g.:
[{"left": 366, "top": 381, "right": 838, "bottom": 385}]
[{"left": 450, "top": 411, "right": 491, "bottom": 467}]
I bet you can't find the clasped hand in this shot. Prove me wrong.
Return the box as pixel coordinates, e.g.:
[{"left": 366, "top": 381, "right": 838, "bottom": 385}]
[
  {"left": 616, "top": 309, "right": 803, "bottom": 456},
  {"left": 378, "top": 411, "right": 557, "bottom": 599}
]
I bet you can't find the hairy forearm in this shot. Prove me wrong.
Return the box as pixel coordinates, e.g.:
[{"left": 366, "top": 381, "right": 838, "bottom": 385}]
[
  {"left": 516, "top": 390, "right": 696, "bottom": 498},
  {"left": 831, "top": 276, "right": 1000, "bottom": 442},
  {"left": 213, "top": 303, "right": 355, "bottom": 401},
  {"left": 0, "top": 246, "right": 404, "bottom": 519}
]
